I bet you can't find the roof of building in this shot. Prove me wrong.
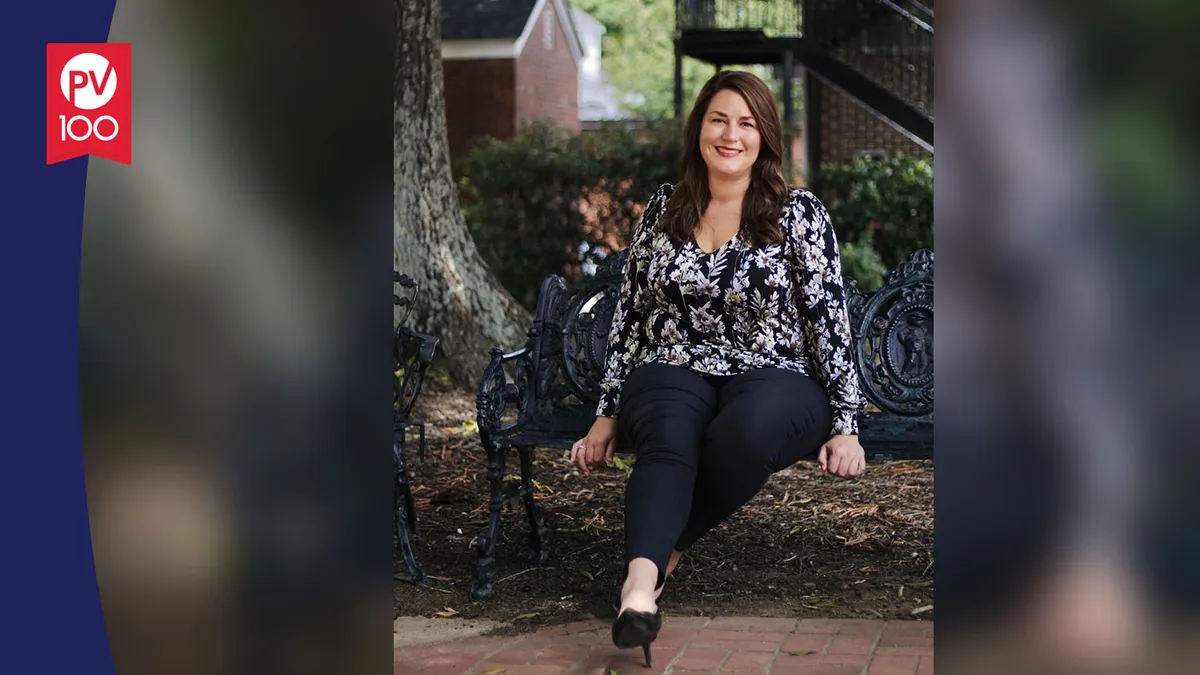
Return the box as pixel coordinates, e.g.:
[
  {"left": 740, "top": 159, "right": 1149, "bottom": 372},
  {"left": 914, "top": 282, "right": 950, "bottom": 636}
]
[
  {"left": 442, "top": 0, "right": 584, "bottom": 66},
  {"left": 441, "top": 0, "right": 540, "bottom": 41}
]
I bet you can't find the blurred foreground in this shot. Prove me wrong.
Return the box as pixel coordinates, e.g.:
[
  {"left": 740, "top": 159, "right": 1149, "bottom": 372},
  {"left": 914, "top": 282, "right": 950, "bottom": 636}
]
[{"left": 937, "top": 1, "right": 1200, "bottom": 674}]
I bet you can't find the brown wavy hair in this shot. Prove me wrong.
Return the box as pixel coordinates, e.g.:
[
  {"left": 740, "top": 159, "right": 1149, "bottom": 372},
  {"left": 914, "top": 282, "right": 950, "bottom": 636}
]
[{"left": 659, "top": 70, "right": 791, "bottom": 246}]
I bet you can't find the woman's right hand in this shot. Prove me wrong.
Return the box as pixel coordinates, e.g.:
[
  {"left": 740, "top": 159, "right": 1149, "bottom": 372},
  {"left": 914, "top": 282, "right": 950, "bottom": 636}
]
[{"left": 569, "top": 416, "right": 618, "bottom": 477}]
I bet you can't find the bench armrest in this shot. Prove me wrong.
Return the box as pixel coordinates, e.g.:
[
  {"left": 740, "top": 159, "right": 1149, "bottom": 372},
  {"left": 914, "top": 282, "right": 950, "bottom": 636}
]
[
  {"left": 409, "top": 330, "right": 438, "bottom": 366},
  {"left": 396, "top": 326, "right": 440, "bottom": 421},
  {"left": 476, "top": 340, "right": 539, "bottom": 439}
]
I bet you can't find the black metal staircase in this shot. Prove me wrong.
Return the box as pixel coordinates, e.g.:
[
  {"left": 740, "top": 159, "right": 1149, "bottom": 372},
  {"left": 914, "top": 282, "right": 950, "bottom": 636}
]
[{"left": 674, "top": 0, "right": 933, "bottom": 170}]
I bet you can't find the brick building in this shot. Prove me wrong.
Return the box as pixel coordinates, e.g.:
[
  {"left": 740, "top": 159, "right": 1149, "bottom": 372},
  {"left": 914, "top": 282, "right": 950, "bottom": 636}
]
[{"left": 441, "top": 0, "right": 583, "bottom": 159}]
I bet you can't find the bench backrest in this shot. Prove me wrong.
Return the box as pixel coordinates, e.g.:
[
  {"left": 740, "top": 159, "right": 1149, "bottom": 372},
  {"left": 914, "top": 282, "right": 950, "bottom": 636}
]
[{"left": 845, "top": 249, "right": 933, "bottom": 419}]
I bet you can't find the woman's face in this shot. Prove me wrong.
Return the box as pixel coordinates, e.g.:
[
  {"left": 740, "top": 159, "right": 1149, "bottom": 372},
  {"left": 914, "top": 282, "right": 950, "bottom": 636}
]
[{"left": 698, "top": 88, "right": 761, "bottom": 180}]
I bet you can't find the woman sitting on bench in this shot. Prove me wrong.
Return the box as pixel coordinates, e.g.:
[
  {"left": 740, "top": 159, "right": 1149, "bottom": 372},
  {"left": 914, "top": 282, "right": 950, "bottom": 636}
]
[{"left": 569, "top": 70, "right": 867, "bottom": 666}]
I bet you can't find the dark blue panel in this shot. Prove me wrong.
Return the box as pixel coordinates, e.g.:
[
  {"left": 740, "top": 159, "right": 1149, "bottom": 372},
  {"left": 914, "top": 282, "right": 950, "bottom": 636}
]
[{"left": 0, "top": 2, "right": 118, "bottom": 672}]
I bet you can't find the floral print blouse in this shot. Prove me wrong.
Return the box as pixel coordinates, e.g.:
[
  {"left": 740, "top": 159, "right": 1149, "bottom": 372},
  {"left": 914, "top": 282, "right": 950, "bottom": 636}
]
[{"left": 596, "top": 183, "right": 865, "bottom": 438}]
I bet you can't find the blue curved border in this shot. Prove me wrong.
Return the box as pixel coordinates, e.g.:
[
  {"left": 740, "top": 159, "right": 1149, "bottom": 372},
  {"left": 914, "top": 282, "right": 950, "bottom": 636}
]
[{"left": 3, "top": 1, "right": 117, "bottom": 672}]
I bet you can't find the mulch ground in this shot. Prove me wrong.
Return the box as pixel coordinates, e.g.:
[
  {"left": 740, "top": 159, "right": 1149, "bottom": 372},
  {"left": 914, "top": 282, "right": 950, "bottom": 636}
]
[{"left": 395, "top": 377, "right": 933, "bottom": 635}]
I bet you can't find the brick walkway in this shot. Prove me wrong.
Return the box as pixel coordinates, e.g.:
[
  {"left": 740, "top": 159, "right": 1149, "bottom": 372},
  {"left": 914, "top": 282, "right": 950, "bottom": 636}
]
[{"left": 395, "top": 617, "right": 932, "bottom": 674}]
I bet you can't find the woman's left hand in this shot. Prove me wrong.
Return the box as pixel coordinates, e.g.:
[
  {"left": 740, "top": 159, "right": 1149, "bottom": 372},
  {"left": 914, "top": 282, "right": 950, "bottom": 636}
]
[{"left": 817, "top": 435, "right": 866, "bottom": 478}]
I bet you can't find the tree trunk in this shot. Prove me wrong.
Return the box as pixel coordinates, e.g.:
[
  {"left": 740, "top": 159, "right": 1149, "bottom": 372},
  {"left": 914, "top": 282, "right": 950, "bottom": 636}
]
[{"left": 394, "top": 0, "right": 531, "bottom": 386}]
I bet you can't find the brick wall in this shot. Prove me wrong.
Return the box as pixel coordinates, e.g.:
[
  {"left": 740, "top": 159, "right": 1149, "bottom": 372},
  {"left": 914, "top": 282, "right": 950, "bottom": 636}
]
[
  {"left": 443, "top": 59, "right": 516, "bottom": 158},
  {"left": 816, "top": 81, "right": 929, "bottom": 166},
  {"left": 515, "top": 3, "right": 580, "bottom": 133}
]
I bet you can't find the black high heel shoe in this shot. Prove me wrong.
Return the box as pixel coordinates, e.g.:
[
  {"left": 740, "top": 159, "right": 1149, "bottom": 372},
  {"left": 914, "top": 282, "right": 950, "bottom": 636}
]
[{"left": 611, "top": 607, "right": 662, "bottom": 667}]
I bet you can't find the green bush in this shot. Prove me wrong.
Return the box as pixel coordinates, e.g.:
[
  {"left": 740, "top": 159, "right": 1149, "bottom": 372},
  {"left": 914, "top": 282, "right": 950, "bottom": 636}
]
[
  {"left": 814, "top": 154, "right": 933, "bottom": 269},
  {"left": 839, "top": 239, "right": 888, "bottom": 293},
  {"left": 456, "top": 120, "right": 682, "bottom": 310}
]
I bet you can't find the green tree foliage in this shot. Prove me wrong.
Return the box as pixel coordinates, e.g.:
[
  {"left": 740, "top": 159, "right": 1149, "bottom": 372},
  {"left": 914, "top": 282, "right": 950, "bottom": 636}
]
[
  {"left": 455, "top": 120, "right": 683, "bottom": 309},
  {"left": 571, "top": 0, "right": 710, "bottom": 118}
]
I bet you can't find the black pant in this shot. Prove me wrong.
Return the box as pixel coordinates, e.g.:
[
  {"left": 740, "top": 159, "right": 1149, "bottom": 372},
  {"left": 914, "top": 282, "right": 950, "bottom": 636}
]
[{"left": 618, "top": 363, "right": 833, "bottom": 587}]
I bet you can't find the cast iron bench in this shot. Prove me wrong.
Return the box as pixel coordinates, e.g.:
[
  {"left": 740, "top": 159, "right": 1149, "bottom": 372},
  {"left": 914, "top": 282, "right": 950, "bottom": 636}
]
[
  {"left": 395, "top": 271, "right": 439, "bottom": 583},
  {"left": 471, "top": 249, "right": 933, "bottom": 598}
]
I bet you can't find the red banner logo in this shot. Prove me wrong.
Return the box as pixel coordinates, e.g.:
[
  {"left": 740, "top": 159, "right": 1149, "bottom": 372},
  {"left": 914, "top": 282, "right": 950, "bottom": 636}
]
[{"left": 47, "top": 43, "right": 131, "bottom": 165}]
